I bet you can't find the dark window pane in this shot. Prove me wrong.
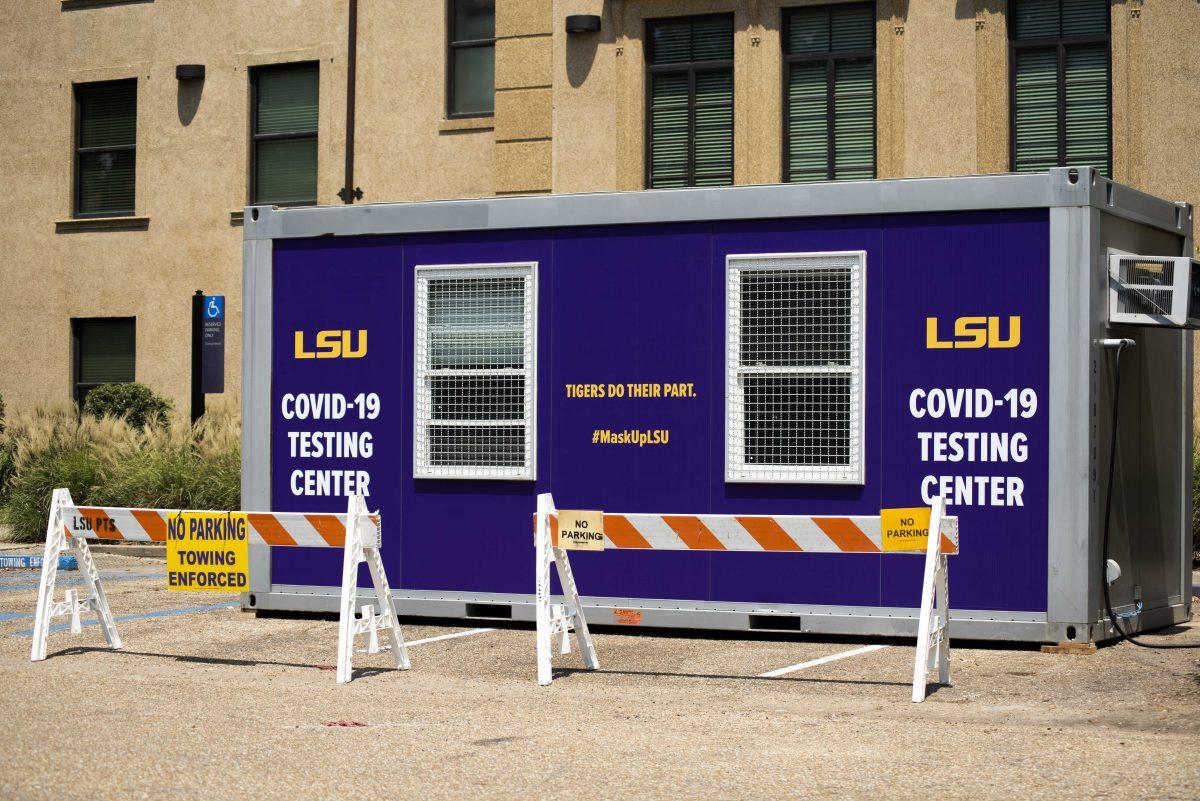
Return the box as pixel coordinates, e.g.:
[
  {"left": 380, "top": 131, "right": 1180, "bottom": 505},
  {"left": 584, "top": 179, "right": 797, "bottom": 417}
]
[
  {"left": 743, "top": 374, "right": 851, "bottom": 467},
  {"left": 77, "top": 319, "right": 135, "bottom": 385},
  {"left": 452, "top": 0, "right": 494, "bottom": 41},
  {"left": 78, "top": 82, "right": 136, "bottom": 148},
  {"left": 649, "top": 73, "right": 690, "bottom": 187},
  {"left": 787, "top": 62, "right": 829, "bottom": 182},
  {"left": 78, "top": 149, "right": 135, "bottom": 215},
  {"left": 430, "top": 377, "right": 525, "bottom": 422},
  {"left": 693, "top": 72, "right": 733, "bottom": 186},
  {"left": 1012, "top": 0, "right": 1062, "bottom": 39},
  {"left": 739, "top": 267, "right": 852, "bottom": 368},
  {"left": 833, "top": 60, "right": 875, "bottom": 180},
  {"left": 255, "top": 66, "right": 318, "bottom": 135},
  {"left": 1014, "top": 0, "right": 1108, "bottom": 39},
  {"left": 451, "top": 45, "right": 495, "bottom": 115},
  {"left": 1061, "top": 0, "right": 1109, "bottom": 36},
  {"left": 429, "top": 425, "right": 524, "bottom": 467},
  {"left": 691, "top": 15, "right": 734, "bottom": 61},
  {"left": 1012, "top": 48, "right": 1059, "bottom": 172},
  {"left": 1064, "top": 43, "right": 1110, "bottom": 175},
  {"left": 788, "top": 10, "right": 831, "bottom": 54},
  {"left": 649, "top": 15, "right": 732, "bottom": 64},
  {"left": 649, "top": 19, "right": 695, "bottom": 64},
  {"left": 831, "top": 5, "right": 874, "bottom": 51},
  {"left": 254, "top": 137, "right": 317, "bottom": 204}
]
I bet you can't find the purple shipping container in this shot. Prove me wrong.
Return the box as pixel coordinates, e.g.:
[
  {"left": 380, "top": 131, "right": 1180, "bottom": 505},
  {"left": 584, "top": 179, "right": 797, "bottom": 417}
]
[{"left": 240, "top": 169, "right": 1194, "bottom": 643}]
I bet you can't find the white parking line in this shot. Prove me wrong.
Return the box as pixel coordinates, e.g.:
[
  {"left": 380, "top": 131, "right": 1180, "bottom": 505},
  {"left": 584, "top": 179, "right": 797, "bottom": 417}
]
[
  {"left": 407, "top": 627, "right": 494, "bottom": 647},
  {"left": 759, "top": 644, "right": 889, "bottom": 678}
]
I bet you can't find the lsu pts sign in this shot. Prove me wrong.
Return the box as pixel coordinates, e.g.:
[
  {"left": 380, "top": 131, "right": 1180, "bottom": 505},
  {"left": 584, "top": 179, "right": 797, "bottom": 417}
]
[{"left": 166, "top": 512, "right": 249, "bottom": 591}]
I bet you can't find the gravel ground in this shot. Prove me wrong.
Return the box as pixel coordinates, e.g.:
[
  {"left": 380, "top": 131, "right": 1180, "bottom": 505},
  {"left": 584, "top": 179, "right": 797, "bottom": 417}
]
[{"left": 0, "top": 554, "right": 1196, "bottom": 801}]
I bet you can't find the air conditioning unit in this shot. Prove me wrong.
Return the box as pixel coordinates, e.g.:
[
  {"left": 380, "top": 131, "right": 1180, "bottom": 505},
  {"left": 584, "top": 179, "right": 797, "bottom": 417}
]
[{"left": 1108, "top": 254, "right": 1200, "bottom": 328}]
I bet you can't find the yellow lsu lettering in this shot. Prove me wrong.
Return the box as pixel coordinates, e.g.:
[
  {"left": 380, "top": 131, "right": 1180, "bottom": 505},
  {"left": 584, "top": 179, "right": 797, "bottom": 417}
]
[
  {"left": 926, "top": 316, "right": 1020, "bottom": 350},
  {"left": 294, "top": 330, "right": 368, "bottom": 359}
]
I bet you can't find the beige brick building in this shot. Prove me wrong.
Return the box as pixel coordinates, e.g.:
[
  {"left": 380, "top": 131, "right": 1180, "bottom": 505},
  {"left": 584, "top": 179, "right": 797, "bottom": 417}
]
[{"left": 0, "top": 0, "right": 1197, "bottom": 411}]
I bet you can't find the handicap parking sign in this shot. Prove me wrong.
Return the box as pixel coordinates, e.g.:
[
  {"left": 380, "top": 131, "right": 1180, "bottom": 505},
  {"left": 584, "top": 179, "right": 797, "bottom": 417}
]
[{"left": 205, "top": 295, "right": 225, "bottom": 320}]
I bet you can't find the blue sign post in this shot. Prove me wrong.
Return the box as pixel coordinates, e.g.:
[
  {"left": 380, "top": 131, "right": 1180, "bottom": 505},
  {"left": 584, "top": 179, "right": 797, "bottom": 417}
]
[
  {"left": 202, "top": 294, "right": 225, "bottom": 394},
  {"left": 190, "top": 290, "right": 226, "bottom": 423}
]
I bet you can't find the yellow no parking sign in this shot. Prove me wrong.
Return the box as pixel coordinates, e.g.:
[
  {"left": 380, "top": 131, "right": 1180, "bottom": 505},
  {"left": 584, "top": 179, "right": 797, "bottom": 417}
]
[{"left": 166, "top": 512, "right": 250, "bottom": 591}]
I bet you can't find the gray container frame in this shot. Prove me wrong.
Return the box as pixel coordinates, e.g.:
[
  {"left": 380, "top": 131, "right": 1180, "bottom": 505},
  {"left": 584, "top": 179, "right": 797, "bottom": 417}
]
[{"left": 241, "top": 167, "right": 1194, "bottom": 644}]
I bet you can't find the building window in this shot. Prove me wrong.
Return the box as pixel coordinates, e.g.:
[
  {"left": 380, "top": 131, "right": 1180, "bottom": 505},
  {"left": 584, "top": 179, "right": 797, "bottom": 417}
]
[
  {"left": 251, "top": 62, "right": 319, "bottom": 205},
  {"left": 646, "top": 14, "right": 734, "bottom": 188},
  {"left": 72, "top": 318, "right": 135, "bottom": 408},
  {"left": 1009, "top": 0, "right": 1111, "bottom": 175},
  {"left": 447, "top": 0, "right": 495, "bottom": 117},
  {"left": 783, "top": 4, "right": 876, "bottom": 183},
  {"left": 74, "top": 80, "right": 136, "bottom": 217},
  {"left": 725, "top": 252, "right": 866, "bottom": 484},
  {"left": 414, "top": 263, "right": 536, "bottom": 479}
]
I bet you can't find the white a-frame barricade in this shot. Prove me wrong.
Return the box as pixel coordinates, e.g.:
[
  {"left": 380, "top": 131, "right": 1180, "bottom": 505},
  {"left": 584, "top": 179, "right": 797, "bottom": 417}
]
[
  {"left": 30, "top": 489, "right": 408, "bottom": 684},
  {"left": 534, "top": 494, "right": 956, "bottom": 702}
]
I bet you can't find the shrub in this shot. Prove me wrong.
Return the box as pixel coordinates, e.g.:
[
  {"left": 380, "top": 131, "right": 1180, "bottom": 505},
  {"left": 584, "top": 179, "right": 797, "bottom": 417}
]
[
  {"left": 82, "top": 382, "right": 171, "bottom": 429},
  {"left": 0, "top": 398, "right": 240, "bottom": 543},
  {"left": 0, "top": 407, "right": 106, "bottom": 542}
]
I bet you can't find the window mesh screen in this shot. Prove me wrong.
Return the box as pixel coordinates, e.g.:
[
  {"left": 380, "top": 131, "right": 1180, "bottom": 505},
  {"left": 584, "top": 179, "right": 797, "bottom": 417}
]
[
  {"left": 415, "top": 265, "right": 535, "bottom": 478},
  {"left": 726, "top": 253, "right": 864, "bottom": 483}
]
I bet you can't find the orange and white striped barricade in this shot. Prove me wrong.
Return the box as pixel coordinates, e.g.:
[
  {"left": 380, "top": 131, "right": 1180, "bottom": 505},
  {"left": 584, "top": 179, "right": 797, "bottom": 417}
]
[
  {"left": 533, "top": 493, "right": 957, "bottom": 702},
  {"left": 29, "top": 489, "right": 409, "bottom": 684}
]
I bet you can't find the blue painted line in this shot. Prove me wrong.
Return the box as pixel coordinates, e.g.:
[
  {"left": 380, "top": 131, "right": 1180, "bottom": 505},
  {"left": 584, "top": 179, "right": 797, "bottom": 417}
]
[
  {"left": 0, "top": 572, "right": 166, "bottom": 593},
  {"left": 12, "top": 601, "right": 238, "bottom": 636},
  {"left": 0, "top": 612, "right": 33, "bottom": 621}
]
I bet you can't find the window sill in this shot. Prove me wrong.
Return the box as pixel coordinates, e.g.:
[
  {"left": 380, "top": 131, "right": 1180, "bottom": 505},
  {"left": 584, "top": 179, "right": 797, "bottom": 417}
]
[
  {"left": 62, "top": 0, "right": 153, "bottom": 10},
  {"left": 55, "top": 216, "right": 149, "bottom": 233},
  {"left": 439, "top": 117, "right": 494, "bottom": 134}
]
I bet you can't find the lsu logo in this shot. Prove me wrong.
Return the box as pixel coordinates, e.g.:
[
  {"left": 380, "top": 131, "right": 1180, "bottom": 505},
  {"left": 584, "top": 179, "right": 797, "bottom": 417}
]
[
  {"left": 926, "top": 316, "right": 1020, "bottom": 349},
  {"left": 294, "top": 330, "right": 368, "bottom": 359}
]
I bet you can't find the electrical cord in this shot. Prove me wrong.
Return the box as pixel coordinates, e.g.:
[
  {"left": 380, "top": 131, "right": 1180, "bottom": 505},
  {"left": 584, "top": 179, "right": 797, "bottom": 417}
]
[{"left": 1101, "top": 339, "right": 1200, "bottom": 648}]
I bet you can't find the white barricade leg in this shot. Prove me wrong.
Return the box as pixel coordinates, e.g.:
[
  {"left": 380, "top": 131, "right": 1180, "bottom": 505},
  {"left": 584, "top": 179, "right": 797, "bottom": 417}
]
[
  {"left": 912, "top": 496, "right": 950, "bottom": 703},
  {"left": 336, "top": 494, "right": 409, "bottom": 684},
  {"left": 553, "top": 545, "right": 598, "bottom": 670},
  {"left": 935, "top": 548, "right": 951, "bottom": 687},
  {"left": 31, "top": 488, "right": 121, "bottom": 661},
  {"left": 73, "top": 534, "right": 122, "bottom": 649},
  {"left": 535, "top": 493, "right": 599, "bottom": 686},
  {"left": 335, "top": 501, "right": 361, "bottom": 684},
  {"left": 535, "top": 493, "right": 554, "bottom": 686},
  {"left": 363, "top": 529, "right": 410, "bottom": 670}
]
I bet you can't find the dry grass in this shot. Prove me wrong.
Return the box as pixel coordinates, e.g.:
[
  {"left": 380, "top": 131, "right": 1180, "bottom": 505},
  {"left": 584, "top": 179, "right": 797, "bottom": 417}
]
[{"left": 0, "top": 395, "right": 240, "bottom": 542}]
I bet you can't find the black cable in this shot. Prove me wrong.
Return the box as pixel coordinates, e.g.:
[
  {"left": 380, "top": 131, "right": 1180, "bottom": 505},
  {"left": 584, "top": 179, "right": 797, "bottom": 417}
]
[{"left": 1101, "top": 340, "right": 1199, "bottom": 649}]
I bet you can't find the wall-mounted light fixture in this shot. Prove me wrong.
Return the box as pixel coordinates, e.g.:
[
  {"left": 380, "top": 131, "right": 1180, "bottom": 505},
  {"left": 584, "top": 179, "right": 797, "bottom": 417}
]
[
  {"left": 175, "top": 64, "right": 205, "bottom": 81},
  {"left": 565, "top": 14, "right": 601, "bottom": 34}
]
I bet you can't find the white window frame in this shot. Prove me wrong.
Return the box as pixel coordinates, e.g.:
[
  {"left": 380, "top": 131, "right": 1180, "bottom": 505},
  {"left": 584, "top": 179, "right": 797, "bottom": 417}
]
[
  {"left": 414, "top": 262, "right": 537, "bottom": 480},
  {"left": 725, "top": 251, "right": 866, "bottom": 484}
]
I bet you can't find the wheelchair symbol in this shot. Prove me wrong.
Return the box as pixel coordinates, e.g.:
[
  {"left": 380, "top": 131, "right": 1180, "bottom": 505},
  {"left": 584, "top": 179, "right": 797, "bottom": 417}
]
[{"left": 205, "top": 297, "right": 224, "bottom": 319}]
